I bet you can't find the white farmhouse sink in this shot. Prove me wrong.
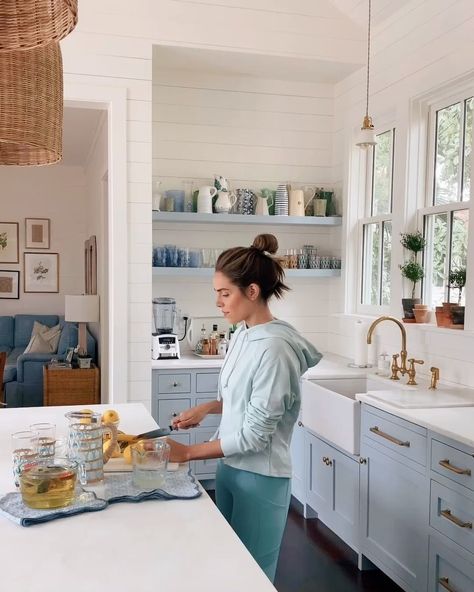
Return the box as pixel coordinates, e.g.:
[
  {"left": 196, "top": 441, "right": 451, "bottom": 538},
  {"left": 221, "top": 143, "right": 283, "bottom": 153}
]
[
  {"left": 301, "top": 377, "right": 383, "bottom": 455},
  {"left": 301, "top": 375, "right": 474, "bottom": 456}
]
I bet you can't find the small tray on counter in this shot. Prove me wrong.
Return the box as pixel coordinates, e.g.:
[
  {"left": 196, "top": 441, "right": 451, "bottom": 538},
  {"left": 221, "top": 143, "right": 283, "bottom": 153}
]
[{"left": 193, "top": 352, "right": 225, "bottom": 360}]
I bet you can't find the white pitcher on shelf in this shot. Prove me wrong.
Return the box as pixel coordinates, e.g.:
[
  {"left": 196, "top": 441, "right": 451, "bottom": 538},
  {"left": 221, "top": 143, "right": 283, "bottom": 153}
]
[
  {"left": 214, "top": 190, "right": 236, "bottom": 214},
  {"left": 197, "top": 185, "right": 217, "bottom": 214},
  {"left": 255, "top": 190, "right": 273, "bottom": 216}
]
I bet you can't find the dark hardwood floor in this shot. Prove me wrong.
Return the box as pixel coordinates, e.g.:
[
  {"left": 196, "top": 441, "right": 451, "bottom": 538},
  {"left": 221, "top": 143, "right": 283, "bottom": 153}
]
[{"left": 274, "top": 500, "right": 403, "bottom": 592}]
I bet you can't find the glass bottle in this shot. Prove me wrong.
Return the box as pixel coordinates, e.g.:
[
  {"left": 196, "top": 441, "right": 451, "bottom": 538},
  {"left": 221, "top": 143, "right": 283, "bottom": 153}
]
[
  {"left": 218, "top": 333, "right": 228, "bottom": 356},
  {"left": 183, "top": 180, "right": 194, "bottom": 213}
]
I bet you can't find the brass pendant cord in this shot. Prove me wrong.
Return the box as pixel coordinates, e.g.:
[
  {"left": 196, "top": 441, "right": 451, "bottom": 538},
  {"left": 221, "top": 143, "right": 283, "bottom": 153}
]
[{"left": 365, "top": 0, "right": 372, "bottom": 120}]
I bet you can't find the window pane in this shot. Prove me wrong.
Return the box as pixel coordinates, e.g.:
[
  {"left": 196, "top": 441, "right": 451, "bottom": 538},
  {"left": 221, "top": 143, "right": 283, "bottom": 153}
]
[
  {"left": 382, "top": 221, "right": 392, "bottom": 305},
  {"left": 463, "top": 97, "right": 473, "bottom": 201},
  {"left": 434, "top": 103, "right": 462, "bottom": 205},
  {"left": 450, "top": 209, "right": 469, "bottom": 305},
  {"left": 424, "top": 212, "right": 449, "bottom": 307},
  {"left": 372, "top": 130, "right": 393, "bottom": 215},
  {"left": 362, "top": 223, "right": 380, "bottom": 305}
]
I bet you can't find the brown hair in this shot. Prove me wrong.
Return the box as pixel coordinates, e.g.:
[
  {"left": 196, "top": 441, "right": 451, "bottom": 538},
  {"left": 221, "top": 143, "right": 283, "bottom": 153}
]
[{"left": 215, "top": 233, "right": 290, "bottom": 302}]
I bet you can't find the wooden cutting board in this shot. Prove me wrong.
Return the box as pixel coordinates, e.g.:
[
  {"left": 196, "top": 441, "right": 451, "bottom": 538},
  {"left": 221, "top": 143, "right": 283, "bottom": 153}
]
[{"left": 104, "top": 458, "right": 181, "bottom": 472}]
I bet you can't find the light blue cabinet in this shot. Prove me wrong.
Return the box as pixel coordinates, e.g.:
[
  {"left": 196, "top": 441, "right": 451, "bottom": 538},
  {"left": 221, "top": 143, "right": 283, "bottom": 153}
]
[
  {"left": 359, "top": 405, "right": 429, "bottom": 592},
  {"left": 305, "top": 430, "right": 360, "bottom": 552},
  {"left": 152, "top": 368, "right": 221, "bottom": 482},
  {"left": 290, "top": 418, "right": 306, "bottom": 505}
]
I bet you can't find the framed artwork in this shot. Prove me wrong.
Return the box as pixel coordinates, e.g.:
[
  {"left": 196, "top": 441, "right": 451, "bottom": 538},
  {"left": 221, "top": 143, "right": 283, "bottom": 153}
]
[
  {"left": 25, "top": 218, "right": 50, "bottom": 249},
  {"left": 24, "top": 252, "right": 59, "bottom": 293},
  {"left": 0, "top": 270, "right": 20, "bottom": 299},
  {"left": 0, "top": 222, "right": 19, "bottom": 263}
]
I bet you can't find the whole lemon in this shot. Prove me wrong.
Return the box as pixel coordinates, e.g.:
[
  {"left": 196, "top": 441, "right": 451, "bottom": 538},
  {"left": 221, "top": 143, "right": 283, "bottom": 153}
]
[
  {"left": 123, "top": 444, "right": 133, "bottom": 464},
  {"left": 79, "top": 409, "right": 94, "bottom": 424},
  {"left": 103, "top": 441, "right": 122, "bottom": 458},
  {"left": 102, "top": 409, "right": 120, "bottom": 425}
]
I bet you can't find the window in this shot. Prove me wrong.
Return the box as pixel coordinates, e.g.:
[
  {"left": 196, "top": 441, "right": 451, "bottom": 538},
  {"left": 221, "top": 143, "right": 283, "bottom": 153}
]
[
  {"left": 360, "top": 129, "right": 395, "bottom": 307},
  {"left": 422, "top": 93, "right": 472, "bottom": 307}
]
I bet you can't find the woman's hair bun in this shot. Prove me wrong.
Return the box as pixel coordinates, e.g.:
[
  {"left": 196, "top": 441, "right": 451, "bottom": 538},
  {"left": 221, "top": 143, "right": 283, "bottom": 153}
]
[{"left": 252, "top": 233, "right": 278, "bottom": 255}]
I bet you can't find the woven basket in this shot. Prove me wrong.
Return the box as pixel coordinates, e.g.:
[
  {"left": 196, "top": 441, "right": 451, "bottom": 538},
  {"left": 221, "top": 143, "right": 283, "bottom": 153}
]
[
  {"left": 0, "top": 43, "right": 63, "bottom": 166},
  {"left": 0, "top": 0, "right": 77, "bottom": 51}
]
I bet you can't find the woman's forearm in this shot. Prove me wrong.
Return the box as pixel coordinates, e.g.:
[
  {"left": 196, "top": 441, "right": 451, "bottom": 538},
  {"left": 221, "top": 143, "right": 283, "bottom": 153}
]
[
  {"left": 186, "top": 439, "right": 224, "bottom": 461},
  {"left": 206, "top": 399, "right": 223, "bottom": 414}
]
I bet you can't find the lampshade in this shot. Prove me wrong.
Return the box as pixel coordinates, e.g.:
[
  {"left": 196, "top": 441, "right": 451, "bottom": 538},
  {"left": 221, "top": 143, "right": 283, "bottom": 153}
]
[
  {"left": 65, "top": 295, "right": 100, "bottom": 323},
  {"left": 0, "top": 0, "right": 78, "bottom": 51},
  {"left": 0, "top": 43, "right": 63, "bottom": 166}
]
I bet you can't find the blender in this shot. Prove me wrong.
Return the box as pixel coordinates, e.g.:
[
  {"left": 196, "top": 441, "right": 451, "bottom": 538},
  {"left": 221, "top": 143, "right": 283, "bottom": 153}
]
[{"left": 152, "top": 297, "right": 180, "bottom": 359}]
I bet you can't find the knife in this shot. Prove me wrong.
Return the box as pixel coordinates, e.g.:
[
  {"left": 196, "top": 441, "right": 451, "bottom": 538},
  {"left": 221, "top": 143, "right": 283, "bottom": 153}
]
[{"left": 135, "top": 427, "right": 172, "bottom": 439}]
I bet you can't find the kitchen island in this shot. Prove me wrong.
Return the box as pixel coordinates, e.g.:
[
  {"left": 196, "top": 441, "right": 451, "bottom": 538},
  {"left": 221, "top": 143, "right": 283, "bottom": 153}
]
[{"left": 0, "top": 403, "right": 275, "bottom": 592}]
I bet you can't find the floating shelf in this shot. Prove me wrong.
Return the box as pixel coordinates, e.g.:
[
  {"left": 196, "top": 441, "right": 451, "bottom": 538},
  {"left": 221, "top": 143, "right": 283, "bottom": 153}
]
[
  {"left": 152, "top": 267, "right": 341, "bottom": 278},
  {"left": 152, "top": 211, "right": 342, "bottom": 226}
]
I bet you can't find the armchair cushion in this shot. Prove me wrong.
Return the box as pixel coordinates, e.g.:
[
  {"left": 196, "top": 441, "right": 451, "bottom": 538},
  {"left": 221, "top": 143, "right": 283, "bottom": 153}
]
[
  {"left": 0, "top": 316, "right": 14, "bottom": 349},
  {"left": 4, "top": 347, "right": 24, "bottom": 384},
  {"left": 14, "top": 315, "right": 60, "bottom": 348}
]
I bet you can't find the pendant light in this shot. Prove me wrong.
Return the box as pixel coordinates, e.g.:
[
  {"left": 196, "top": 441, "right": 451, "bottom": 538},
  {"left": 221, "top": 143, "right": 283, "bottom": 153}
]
[
  {"left": 356, "top": 0, "right": 377, "bottom": 149},
  {"left": 0, "top": 0, "right": 78, "bottom": 51},
  {"left": 0, "top": 43, "right": 63, "bottom": 166}
]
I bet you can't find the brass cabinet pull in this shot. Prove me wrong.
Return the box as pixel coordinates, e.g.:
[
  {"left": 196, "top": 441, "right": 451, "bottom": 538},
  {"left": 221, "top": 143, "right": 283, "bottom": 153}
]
[
  {"left": 439, "top": 576, "right": 457, "bottom": 592},
  {"left": 369, "top": 426, "right": 410, "bottom": 447},
  {"left": 440, "top": 509, "right": 473, "bottom": 529},
  {"left": 439, "top": 459, "right": 472, "bottom": 476}
]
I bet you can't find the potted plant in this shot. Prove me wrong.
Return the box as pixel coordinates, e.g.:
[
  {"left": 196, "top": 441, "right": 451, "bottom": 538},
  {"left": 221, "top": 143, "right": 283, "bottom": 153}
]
[
  {"left": 448, "top": 267, "right": 466, "bottom": 327},
  {"left": 399, "top": 231, "right": 426, "bottom": 321}
]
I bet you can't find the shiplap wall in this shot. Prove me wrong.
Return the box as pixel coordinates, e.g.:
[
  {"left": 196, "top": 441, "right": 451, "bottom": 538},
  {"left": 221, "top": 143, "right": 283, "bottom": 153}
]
[
  {"left": 152, "top": 64, "right": 342, "bottom": 350},
  {"left": 58, "top": 0, "right": 363, "bottom": 406},
  {"left": 329, "top": 0, "right": 474, "bottom": 388}
]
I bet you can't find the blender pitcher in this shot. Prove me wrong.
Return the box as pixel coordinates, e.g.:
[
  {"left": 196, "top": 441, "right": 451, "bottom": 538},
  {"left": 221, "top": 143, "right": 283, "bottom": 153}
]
[{"left": 152, "top": 297, "right": 177, "bottom": 334}]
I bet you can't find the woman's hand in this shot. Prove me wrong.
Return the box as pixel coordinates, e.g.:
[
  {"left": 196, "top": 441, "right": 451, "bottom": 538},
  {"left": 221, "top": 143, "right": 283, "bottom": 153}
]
[
  {"left": 172, "top": 403, "right": 209, "bottom": 430},
  {"left": 165, "top": 437, "right": 191, "bottom": 463}
]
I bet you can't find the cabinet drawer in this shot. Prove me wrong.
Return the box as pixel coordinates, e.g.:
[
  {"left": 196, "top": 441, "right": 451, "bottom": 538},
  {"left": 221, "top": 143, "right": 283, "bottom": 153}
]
[
  {"left": 429, "top": 535, "right": 474, "bottom": 592},
  {"left": 157, "top": 373, "right": 191, "bottom": 394},
  {"left": 362, "top": 408, "right": 426, "bottom": 467},
  {"left": 194, "top": 429, "right": 219, "bottom": 475},
  {"left": 169, "top": 432, "right": 191, "bottom": 446},
  {"left": 158, "top": 399, "right": 191, "bottom": 430},
  {"left": 430, "top": 480, "right": 474, "bottom": 555},
  {"left": 196, "top": 397, "right": 221, "bottom": 428},
  {"left": 196, "top": 373, "right": 219, "bottom": 393},
  {"left": 432, "top": 439, "right": 474, "bottom": 492}
]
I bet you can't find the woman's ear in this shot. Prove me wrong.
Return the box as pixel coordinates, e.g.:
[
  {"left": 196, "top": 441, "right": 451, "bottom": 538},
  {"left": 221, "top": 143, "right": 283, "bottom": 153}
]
[{"left": 246, "top": 283, "right": 261, "bottom": 301}]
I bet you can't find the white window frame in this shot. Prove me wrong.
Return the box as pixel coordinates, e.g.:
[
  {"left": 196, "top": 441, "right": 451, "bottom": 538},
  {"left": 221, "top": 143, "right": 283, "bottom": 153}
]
[
  {"left": 420, "top": 89, "right": 473, "bottom": 310},
  {"left": 357, "top": 126, "right": 395, "bottom": 315}
]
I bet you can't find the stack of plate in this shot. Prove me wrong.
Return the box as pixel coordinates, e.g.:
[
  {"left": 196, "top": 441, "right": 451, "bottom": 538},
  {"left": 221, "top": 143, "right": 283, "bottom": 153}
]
[{"left": 275, "top": 184, "right": 289, "bottom": 216}]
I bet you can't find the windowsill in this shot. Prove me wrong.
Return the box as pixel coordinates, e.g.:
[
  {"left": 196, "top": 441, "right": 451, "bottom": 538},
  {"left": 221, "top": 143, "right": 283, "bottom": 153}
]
[{"left": 330, "top": 313, "right": 474, "bottom": 337}]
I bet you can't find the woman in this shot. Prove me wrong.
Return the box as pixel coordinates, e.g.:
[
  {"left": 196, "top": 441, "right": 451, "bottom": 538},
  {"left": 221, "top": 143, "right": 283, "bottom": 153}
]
[{"left": 166, "top": 233, "right": 322, "bottom": 582}]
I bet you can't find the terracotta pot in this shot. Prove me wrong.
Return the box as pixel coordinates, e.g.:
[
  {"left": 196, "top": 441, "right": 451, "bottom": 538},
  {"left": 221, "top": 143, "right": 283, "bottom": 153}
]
[
  {"left": 435, "top": 306, "right": 450, "bottom": 328},
  {"left": 414, "top": 304, "right": 428, "bottom": 310},
  {"left": 414, "top": 308, "right": 430, "bottom": 323}
]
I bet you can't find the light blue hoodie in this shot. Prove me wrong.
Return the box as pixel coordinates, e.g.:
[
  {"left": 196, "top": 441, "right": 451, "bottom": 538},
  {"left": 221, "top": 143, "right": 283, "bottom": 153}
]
[{"left": 217, "top": 320, "right": 322, "bottom": 478}]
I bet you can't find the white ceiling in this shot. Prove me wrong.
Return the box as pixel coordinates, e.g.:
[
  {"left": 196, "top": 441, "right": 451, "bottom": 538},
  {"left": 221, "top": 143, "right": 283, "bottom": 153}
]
[
  {"left": 154, "top": 46, "right": 361, "bottom": 84},
  {"left": 330, "top": 0, "right": 413, "bottom": 27},
  {"left": 61, "top": 107, "right": 106, "bottom": 166}
]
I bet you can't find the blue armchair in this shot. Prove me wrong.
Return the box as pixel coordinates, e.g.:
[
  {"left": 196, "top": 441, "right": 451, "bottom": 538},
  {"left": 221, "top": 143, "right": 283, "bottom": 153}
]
[{"left": 0, "top": 315, "right": 96, "bottom": 407}]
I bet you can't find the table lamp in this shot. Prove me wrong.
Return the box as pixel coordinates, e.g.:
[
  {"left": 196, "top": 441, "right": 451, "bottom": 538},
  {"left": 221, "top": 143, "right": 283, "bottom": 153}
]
[{"left": 65, "top": 295, "right": 99, "bottom": 356}]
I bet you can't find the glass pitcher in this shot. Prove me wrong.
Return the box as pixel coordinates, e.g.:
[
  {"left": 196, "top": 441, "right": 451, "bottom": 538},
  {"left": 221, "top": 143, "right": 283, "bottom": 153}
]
[{"left": 65, "top": 411, "right": 118, "bottom": 485}]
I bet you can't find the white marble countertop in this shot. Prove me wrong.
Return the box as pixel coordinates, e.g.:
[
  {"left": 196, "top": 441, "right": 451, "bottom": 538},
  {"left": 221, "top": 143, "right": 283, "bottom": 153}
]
[
  {"left": 0, "top": 403, "right": 275, "bottom": 592},
  {"left": 356, "top": 394, "right": 474, "bottom": 449},
  {"left": 152, "top": 353, "right": 224, "bottom": 369}
]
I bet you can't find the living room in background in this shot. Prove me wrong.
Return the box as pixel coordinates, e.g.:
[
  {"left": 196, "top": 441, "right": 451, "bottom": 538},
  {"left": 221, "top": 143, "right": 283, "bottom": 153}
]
[
  {"left": 421, "top": 90, "right": 472, "bottom": 310},
  {"left": 358, "top": 128, "right": 395, "bottom": 312}
]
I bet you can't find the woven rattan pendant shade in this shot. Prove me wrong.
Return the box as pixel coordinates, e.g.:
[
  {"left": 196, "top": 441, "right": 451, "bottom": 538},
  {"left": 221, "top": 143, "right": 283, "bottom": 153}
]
[
  {"left": 0, "top": 43, "right": 63, "bottom": 166},
  {"left": 0, "top": 0, "right": 78, "bottom": 51}
]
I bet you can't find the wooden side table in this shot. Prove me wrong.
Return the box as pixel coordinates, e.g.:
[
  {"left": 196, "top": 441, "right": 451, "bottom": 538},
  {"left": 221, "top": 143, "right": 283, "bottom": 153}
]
[{"left": 43, "top": 364, "right": 100, "bottom": 406}]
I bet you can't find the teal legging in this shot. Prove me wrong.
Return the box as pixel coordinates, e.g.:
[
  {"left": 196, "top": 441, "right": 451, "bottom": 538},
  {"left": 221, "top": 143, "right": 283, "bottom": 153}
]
[{"left": 215, "top": 462, "right": 291, "bottom": 582}]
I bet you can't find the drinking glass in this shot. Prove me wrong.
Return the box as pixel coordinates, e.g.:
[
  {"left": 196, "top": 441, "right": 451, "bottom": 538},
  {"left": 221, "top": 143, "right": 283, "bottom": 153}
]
[
  {"left": 183, "top": 180, "right": 194, "bottom": 212},
  {"left": 11, "top": 430, "right": 38, "bottom": 489},
  {"left": 178, "top": 247, "right": 190, "bottom": 268},
  {"left": 132, "top": 438, "right": 170, "bottom": 490},
  {"left": 30, "top": 422, "right": 56, "bottom": 460}
]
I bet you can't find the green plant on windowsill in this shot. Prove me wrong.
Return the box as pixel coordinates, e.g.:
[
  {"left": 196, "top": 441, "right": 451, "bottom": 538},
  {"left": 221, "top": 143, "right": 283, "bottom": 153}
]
[
  {"left": 399, "top": 230, "right": 427, "bottom": 320},
  {"left": 448, "top": 267, "right": 467, "bottom": 326}
]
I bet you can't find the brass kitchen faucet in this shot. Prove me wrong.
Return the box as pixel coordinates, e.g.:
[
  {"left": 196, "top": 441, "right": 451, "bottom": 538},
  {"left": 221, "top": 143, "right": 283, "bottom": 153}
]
[{"left": 366, "top": 316, "right": 424, "bottom": 385}]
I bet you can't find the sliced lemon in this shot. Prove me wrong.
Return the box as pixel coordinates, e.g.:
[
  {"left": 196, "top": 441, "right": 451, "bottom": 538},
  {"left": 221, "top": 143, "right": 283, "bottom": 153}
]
[{"left": 102, "top": 409, "right": 120, "bottom": 425}]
